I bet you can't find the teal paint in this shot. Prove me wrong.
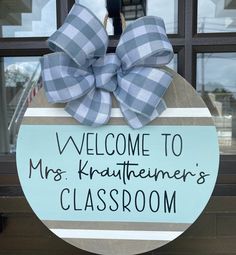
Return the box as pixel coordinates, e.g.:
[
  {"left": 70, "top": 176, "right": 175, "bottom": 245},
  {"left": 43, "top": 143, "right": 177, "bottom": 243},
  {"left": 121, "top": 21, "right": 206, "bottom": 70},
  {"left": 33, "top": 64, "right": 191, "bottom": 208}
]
[{"left": 16, "top": 125, "right": 219, "bottom": 223}]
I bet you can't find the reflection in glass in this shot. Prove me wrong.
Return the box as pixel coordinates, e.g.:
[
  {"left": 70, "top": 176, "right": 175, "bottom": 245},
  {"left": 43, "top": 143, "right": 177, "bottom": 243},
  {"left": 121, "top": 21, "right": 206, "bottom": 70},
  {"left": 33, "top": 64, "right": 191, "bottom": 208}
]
[
  {"left": 79, "top": 0, "right": 178, "bottom": 34},
  {"left": 0, "top": 57, "right": 41, "bottom": 153},
  {"left": 146, "top": 0, "right": 178, "bottom": 33},
  {"left": 197, "top": 53, "right": 236, "bottom": 154},
  {"left": 0, "top": 0, "right": 57, "bottom": 38},
  {"left": 198, "top": 0, "right": 236, "bottom": 33}
]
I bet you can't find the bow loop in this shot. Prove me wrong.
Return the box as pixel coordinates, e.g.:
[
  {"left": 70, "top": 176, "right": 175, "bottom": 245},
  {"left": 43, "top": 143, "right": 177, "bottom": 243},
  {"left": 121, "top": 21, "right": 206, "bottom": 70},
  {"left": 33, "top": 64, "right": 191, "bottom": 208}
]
[
  {"left": 41, "top": 52, "right": 94, "bottom": 103},
  {"left": 115, "top": 66, "right": 172, "bottom": 117},
  {"left": 48, "top": 3, "right": 109, "bottom": 67},
  {"left": 116, "top": 16, "right": 174, "bottom": 70}
]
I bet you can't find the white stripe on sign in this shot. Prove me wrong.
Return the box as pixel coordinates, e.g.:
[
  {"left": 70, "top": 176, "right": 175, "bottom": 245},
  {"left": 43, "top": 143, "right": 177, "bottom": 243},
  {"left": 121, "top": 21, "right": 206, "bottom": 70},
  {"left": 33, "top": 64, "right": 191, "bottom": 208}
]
[
  {"left": 25, "top": 108, "right": 71, "bottom": 117},
  {"left": 50, "top": 229, "right": 183, "bottom": 241},
  {"left": 162, "top": 108, "right": 211, "bottom": 118},
  {"left": 25, "top": 108, "right": 211, "bottom": 118}
]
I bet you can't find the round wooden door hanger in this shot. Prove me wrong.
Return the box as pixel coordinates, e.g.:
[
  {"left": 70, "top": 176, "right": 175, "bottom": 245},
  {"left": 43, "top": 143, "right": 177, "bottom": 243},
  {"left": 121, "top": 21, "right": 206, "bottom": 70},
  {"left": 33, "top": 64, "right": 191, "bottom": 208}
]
[
  {"left": 16, "top": 67, "right": 219, "bottom": 255},
  {"left": 17, "top": 2, "right": 219, "bottom": 254}
]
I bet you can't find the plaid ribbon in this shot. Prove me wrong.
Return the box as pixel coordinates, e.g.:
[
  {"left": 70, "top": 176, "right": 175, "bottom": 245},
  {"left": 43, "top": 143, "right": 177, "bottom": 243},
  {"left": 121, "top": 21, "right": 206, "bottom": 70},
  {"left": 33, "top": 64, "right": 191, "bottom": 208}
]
[{"left": 41, "top": 3, "right": 174, "bottom": 129}]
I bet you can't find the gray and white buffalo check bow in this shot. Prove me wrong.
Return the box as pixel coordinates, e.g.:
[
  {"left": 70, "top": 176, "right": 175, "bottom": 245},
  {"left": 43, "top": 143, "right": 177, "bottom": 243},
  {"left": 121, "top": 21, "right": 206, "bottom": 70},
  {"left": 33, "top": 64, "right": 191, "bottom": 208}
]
[{"left": 41, "top": 3, "right": 174, "bottom": 129}]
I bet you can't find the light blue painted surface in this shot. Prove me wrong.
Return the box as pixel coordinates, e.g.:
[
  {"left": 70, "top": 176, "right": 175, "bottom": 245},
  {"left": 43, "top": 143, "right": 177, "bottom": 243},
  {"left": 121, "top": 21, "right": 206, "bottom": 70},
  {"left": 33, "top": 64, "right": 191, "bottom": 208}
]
[{"left": 16, "top": 125, "right": 219, "bottom": 223}]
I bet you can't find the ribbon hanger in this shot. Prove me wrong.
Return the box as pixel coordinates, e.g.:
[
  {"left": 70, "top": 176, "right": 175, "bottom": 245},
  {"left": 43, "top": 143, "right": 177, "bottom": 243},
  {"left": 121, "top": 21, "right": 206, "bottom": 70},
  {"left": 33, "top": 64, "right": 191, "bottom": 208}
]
[
  {"left": 41, "top": 3, "right": 174, "bottom": 129},
  {"left": 106, "top": 0, "right": 123, "bottom": 35}
]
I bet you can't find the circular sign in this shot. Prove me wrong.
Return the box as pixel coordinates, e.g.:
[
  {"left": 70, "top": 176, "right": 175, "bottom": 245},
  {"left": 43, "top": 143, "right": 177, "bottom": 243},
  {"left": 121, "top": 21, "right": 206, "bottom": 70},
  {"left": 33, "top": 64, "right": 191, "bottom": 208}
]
[{"left": 16, "top": 69, "right": 219, "bottom": 255}]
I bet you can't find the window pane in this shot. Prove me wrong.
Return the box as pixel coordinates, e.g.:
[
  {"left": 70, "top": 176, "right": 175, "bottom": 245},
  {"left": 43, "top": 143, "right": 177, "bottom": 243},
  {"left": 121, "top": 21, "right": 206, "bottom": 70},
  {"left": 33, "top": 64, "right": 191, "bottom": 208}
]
[
  {"left": 79, "top": 0, "right": 178, "bottom": 34},
  {"left": 197, "top": 53, "right": 236, "bottom": 154},
  {"left": 146, "top": 0, "right": 178, "bottom": 33},
  {"left": 0, "top": 57, "right": 41, "bottom": 153},
  {"left": 0, "top": 0, "right": 57, "bottom": 38},
  {"left": 198, "top": 0, "right": 236, "bottom": 33}
]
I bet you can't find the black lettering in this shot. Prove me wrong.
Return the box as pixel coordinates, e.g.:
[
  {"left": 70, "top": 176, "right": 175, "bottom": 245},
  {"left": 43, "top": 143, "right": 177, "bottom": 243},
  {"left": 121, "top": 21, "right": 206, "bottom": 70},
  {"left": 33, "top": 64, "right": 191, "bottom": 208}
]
[
  {"left": 164, "top": 191, "right": 176, "bottom": 213},
  {"left": 45, "top": 167, "right": 66, "bottom": 181},
  {"left": 116, "top": 134, "right": 126, "bottom": 155},
  {"left": 122, "top": 189, "right": 131, "bottom": 212},
  {"left": 54, "top": 169, "right": 66, "bottom": 181},
  {"left": 56, "top": 132, "right": 85, "bottom": 155},
  {"left": 60, "top": 188, "right": 70, "bottom": 210},
  {"left": 162, "top": 133, "right": 171, "bottom": 156},
  {"left": 84, "top": 189, "right": 94, "bottom": 211},
  {"left": 173, "top": 169, "right": 195, "bottom": 182},
  {"left": 29, "top": 158, "right": 44, "bottom": 179},
  {"left": 172, "top": 134, "right": 183, "bottom": 156},
  {"left": 128, "top": 134, "right": 140, "bottom": 156},
  {"left": 95, "top": 133, "right": 104, "bottom": 155},
  {"left": 78, "top": 160, "right": 89, "bottom": 179},
  {"left": 105, "top": 133, "right": 115, "bottom": 155},
  {"left": 97, "top": 189, "right": 106, "bottom": 211},
  {"left": 109, "top": 189, "right": 119, "bottom": 211},
  {"left": 149, "top": 191, "right": 160, "bottom": 212},
  {"left": 86, "top": 133, "right": 94, "bottom": 155},
  {"left": 197, "top": 172, "right": 210, "bottom": 184},
  {"left": 142, "top": 134, "right": 150, "bottom": 156},
  {"left": 73, "top": 188, "right": 82, "bottom": 211},
  {"left": 117, "top": 161, "right": 139, "bottom": 185},
  {"left": 135, "top": 190, "right": 145, "bottom": 212},
  {"left": 90, "top": 168, "right": 101, "bottom": 179}
]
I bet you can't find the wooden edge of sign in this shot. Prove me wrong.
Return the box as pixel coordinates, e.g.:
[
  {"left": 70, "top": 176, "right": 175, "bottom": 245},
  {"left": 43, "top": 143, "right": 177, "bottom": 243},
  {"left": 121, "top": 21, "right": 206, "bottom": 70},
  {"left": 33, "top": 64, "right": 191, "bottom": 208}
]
[
  {"left": 43, "top": 220, "right": 190, "bottom": 231},
  {"left": 22, "top": 68, "right": 215, "bottom": 127},
  {"left": 64, "top": 238, "right": 169, "bottom": 255}
]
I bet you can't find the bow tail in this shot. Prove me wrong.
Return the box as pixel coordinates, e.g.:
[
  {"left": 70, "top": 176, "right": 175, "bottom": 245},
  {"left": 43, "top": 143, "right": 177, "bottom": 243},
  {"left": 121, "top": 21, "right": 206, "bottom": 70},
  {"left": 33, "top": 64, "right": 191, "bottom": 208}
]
[
  {"left": 65, "top": 89, "right": 112, "bottom": 127},
  {"left": 119, "top": 99, "right": 167, "bottom": 129}
]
